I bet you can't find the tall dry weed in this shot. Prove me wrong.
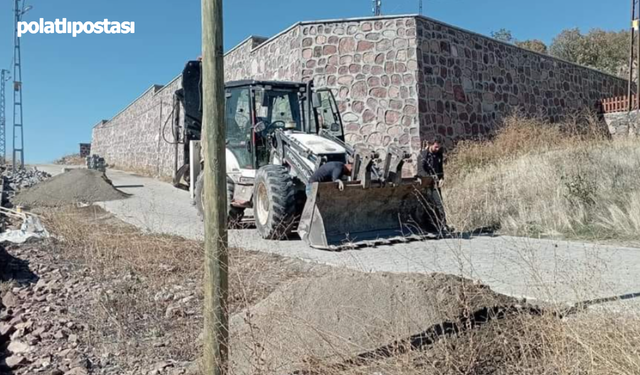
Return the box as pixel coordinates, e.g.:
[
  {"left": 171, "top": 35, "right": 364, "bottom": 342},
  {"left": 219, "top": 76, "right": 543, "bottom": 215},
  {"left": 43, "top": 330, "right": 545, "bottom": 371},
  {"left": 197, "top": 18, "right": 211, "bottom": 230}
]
[{"left": 445, "top": 115, "right": 640, "bottom": 241}]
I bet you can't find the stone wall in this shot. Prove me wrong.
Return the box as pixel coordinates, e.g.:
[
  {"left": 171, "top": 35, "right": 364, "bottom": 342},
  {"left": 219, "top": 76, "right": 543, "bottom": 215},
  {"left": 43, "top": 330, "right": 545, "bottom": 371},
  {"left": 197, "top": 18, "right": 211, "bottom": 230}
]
[
  {"left": 91, "top": 78, "right": 184, "bottom": 177},
  {"left": 604, "top": 111, "right": 640, "bottom": 138},
  {"left": 414, "top": 17, "right": 627, "bottom": 143},
  {"left": 91, "top": 15, "right": 629, "bottom": 178},
  {"left": 297, "top": 17, "right": 422, "bottom": 164},
  {"left": 225, "top": 32, "right": 301, "bottom": 82}
]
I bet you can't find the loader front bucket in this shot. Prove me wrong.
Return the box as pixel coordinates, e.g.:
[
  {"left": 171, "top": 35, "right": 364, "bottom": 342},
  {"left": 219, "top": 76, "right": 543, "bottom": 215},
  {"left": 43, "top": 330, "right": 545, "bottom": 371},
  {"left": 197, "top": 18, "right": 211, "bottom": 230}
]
[{"left": 298, "top": 179, "right": 441, "bottom": 250}]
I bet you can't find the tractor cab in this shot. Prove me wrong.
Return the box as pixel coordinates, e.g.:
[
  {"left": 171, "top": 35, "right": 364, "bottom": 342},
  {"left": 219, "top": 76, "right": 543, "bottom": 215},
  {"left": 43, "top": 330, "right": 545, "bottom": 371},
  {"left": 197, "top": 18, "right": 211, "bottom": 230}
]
[
  {"left": 179, "top": 60, "right": 345, "bottom": 172},
  {"left": 223, "top": 80, "right": 345, "bottom": 171}
]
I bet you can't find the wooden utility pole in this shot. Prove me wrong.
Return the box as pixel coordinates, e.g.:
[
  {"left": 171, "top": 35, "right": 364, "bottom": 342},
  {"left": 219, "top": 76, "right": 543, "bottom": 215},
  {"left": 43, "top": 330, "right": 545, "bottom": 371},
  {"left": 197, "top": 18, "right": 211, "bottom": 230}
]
[
  {"left": 201, "top": 0, "right": 229, "bottom": 373},
  {"left": 630, "top": 0, "right": 638, "bottom": 111},
  {"left": 637, "top": 1, "right": 640, "bottom": 111}
]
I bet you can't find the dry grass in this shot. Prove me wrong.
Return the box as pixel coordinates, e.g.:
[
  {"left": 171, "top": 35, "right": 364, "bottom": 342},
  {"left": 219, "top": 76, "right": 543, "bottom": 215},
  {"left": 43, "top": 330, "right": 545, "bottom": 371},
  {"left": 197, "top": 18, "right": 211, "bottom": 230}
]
[
  {"left": 329, "top": 308, "right": 640, "bottom": 375},
  {"left": 42, "top": 206, "right": 315, "bottom": 371},
  {"left": 54, "top": 153, "right": 86, "bottom": 165},
  {"left": 447, "top": 114, "right": 608, "bottom": 176},
  {"left": 445, "top": 115, "right": 640, "bottom": 241},
  {"left": 45, "top": 206, "right": 315, "bottom": 311}
]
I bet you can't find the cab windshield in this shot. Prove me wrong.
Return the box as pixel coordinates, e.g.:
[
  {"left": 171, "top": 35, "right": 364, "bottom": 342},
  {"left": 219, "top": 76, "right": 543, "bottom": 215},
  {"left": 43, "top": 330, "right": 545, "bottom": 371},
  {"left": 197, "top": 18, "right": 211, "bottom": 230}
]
[{"left": 255, "top": 89, "right": 303, "bottom": 132}]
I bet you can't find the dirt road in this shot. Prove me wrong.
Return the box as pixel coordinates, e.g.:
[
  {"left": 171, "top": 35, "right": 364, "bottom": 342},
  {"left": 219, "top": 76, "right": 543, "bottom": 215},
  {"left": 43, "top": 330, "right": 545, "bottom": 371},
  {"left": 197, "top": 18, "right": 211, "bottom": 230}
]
[{"left": 35, "top": 165, "right": 640, "bottom": 307}]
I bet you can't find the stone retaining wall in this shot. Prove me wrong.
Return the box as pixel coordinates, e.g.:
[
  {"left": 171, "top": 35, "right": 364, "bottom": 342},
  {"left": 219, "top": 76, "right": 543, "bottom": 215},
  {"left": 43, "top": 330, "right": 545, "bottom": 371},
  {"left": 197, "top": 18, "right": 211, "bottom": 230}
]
[
  {"left": 299, "top": 18, "right": 422, "bottom": 163},
  {"left": 604, "top": 111, "right": 640, "bottom": 138},
  {"left": 92, "top": 15, "right": 628, "bottom": 178},
  {"left": 91, "top": 78, "right": 184, "bottom": 177},
  {"left": 415, "top": 18, "right": 627, "bottom": 142}
]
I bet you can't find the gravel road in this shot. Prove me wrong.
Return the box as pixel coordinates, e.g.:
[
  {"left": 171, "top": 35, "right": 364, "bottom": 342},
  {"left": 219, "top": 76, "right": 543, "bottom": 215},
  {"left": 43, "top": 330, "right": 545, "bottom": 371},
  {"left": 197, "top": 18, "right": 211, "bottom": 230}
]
[{"left": 35, "top": 165, "right": 640, "bottom": 307}]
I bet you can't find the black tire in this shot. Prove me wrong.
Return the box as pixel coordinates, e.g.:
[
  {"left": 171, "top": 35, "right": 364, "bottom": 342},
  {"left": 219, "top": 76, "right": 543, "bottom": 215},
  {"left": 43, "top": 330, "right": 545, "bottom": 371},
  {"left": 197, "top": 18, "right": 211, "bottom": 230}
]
[
  {"left": 253, "top": 165, "right": 297, "bottom": 239},
  {"left": 195, "top": 172, "right": 245, "bottom": 227}
]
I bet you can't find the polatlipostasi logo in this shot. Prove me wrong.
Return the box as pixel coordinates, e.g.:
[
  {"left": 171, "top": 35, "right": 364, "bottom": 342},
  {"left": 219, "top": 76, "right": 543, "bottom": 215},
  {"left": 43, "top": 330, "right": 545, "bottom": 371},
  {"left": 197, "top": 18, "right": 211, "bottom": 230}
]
[{"left": 18, "top": 18, "right": 135, "bottom": 37}]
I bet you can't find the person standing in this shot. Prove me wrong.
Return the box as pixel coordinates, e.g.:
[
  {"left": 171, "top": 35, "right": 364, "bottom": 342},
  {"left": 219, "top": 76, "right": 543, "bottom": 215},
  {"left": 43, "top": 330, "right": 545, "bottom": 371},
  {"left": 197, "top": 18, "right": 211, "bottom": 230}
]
[
  {"left": 417, "top": 139, "right": 448, "bottom": 232},
  {"left": 418, "top": 139, "right": 444, "bottom": 185}
]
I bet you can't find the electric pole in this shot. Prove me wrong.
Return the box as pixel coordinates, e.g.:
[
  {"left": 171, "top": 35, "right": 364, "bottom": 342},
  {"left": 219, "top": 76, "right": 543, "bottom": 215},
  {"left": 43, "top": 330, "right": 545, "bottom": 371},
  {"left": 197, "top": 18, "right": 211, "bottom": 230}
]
[
  {"left": 637, "top": 0, "right": 640, "bottom": 112},
  {"left": 372, "top": 0, "right": 382, "bottom": 16},
  {"left": 201, "top": 0, "right": 229, "bottom": 373},
  {"left": 629, "top": 0, "right": 639, "bottom": 111},
  {"left": 0, "top": 69, "right": 10, "bottom": 164},
  {"left": 12, "top": 0, "right": 30, "bottom": 169}
]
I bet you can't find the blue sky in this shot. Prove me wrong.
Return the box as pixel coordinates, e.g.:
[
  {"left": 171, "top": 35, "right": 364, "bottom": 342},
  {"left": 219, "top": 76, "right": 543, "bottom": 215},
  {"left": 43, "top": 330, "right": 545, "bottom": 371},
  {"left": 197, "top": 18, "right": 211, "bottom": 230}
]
[{"left": 0, "top": 0, "right": 630, "bottom": 163}]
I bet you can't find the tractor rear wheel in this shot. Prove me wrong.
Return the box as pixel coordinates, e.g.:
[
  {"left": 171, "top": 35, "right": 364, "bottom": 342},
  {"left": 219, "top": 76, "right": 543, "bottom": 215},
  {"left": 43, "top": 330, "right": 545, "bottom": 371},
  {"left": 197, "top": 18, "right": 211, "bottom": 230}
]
[
  {"left": 253, "top": 165, "right": 297, "bottom": 239},
  {"left": 195, "top": 172, "right": 245, "bottom": 227}
]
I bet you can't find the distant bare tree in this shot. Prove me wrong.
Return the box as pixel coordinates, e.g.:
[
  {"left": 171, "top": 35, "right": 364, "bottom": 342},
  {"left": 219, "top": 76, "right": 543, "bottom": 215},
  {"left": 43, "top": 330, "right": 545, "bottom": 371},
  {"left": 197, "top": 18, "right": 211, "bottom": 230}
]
[{"left": 550, "top": 28, "right": 628, "bottom": 76}]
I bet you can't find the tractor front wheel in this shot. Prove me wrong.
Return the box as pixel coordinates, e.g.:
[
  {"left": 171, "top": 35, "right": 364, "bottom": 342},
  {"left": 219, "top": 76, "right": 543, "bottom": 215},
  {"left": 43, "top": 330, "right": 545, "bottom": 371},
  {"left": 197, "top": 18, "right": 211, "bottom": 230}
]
[
  {"left": 195, "top": 173, "right": 245, "bottom": 227},
  {"left": 253, "top": 165, "right": 297, "bottom": 239}
]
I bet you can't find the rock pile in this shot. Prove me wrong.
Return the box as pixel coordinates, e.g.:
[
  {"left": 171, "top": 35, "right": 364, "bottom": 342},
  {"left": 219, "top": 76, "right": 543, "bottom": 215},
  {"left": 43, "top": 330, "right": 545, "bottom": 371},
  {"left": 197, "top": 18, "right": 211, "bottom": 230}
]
[
  {"left": 0, "top": 245, "right": 93, "bottom": 374},
  {"left": 0, "top": 242, "right": 198, "bottom": 375},
  {"left": 1, "top": 167, "right": 51, "bottom": 200}
]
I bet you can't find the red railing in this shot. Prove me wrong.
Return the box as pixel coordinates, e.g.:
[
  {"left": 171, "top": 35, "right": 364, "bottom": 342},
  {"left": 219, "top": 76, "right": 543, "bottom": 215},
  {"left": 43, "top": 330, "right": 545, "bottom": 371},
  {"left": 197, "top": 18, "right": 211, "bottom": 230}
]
[{"left": 601, "top": 95, "right": 639, "bottom": 113}]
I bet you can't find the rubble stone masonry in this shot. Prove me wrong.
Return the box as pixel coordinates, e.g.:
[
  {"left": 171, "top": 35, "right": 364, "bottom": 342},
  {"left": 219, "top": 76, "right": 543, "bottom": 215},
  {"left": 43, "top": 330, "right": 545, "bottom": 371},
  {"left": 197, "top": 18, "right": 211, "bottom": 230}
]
[{"left": 92, "top": 15, "right": 627, "bottom": 178}]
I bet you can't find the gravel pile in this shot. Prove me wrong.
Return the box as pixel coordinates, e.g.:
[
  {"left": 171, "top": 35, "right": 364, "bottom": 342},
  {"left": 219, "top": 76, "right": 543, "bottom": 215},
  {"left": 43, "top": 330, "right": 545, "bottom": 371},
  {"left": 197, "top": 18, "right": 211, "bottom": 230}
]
[
  {"left": 14, "top": 169, "right": 128, "bottom": 208},
  {"left": 0, "top": 243, "right": 198, "bottom": 375},
  {"left": 1, "top": 167, "right": 51, "bottom": 200}
]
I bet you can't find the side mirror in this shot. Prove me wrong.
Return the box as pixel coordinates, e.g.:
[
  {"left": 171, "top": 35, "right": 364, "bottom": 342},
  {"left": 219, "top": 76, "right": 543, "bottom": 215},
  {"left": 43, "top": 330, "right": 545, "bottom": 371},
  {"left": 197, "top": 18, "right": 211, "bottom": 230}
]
[
  {"left": 330, "top": 123, "right": 340, "bottom": 133},
  {"left": 254, "top": 121, "right": 266, "bottom": 133},
  {"left": 312, "top": 93, "right": 323, "bottom": 109}
]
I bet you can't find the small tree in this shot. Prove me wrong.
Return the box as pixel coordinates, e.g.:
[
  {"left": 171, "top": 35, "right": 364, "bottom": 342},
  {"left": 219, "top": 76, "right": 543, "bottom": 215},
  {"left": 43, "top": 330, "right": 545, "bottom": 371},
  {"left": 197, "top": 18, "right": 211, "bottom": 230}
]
[
  {"left": 491, "top": 29, "right": 549, "bottom": 55},
  {"left": 550, "top": 28, "right": 628, "bottom": 75},
  {"left": 491, "top": 28, "right": 515, "bottom": 43},
  {"left": 515, "top": 39, "right": 548, "bottom": 54}
]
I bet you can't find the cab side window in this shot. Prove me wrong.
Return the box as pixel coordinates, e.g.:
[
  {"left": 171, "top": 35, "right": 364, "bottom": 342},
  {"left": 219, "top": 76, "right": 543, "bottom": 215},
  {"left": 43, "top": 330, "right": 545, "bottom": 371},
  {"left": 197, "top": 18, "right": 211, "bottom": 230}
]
[{"left": 225, "top": 88, "right": 253, "bottom": 168}]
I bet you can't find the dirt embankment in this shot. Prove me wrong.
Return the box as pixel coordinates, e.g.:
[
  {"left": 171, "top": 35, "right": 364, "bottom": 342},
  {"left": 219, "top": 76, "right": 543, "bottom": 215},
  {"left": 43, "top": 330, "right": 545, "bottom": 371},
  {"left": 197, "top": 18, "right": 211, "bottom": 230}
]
[{"left": 229, "top": 272, "right": 516, "bottom": 374}]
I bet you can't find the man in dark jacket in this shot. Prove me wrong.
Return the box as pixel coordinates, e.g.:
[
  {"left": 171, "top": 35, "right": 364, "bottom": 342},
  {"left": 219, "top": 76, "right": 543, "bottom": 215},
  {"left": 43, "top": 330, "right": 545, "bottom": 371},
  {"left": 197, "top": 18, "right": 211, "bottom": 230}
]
[
  {"left": 417, "top": 140, "right": 447, "bottom": 231},
  {"left": 307, "top": 161, "right": 352, "bottom": 195},
  {"left": 417, "top": 140, "right": 444, "bottom": 184}
]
